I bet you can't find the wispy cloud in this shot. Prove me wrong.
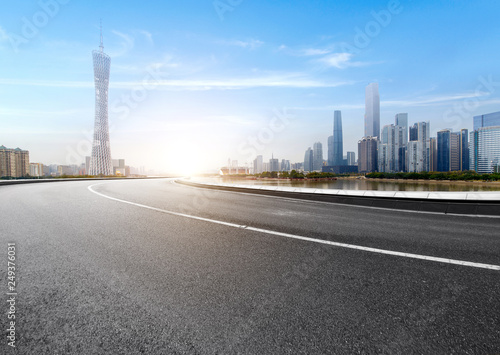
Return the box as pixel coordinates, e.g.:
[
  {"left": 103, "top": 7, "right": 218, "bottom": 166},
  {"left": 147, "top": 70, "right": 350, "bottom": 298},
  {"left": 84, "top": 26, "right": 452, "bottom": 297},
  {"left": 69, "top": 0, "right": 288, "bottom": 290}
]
[
  {"left": 218, "top": 39, "right": 264, "bottom": 50},
  {"left": 0, "top": 74, "right": 354, "bottom": 91},
  {"left": 382, "top": 93, "right": 494, "bottom": 107},
  {"left": 301, "top": 48, "right": 332, "bottom": 56},
  {"left": 318, "top": 52, "right": 372, "bottom": 69},
  {"left": 0, "top": 26, "right": 9, "bottom": 41},
  {"left": 138, "top": 30, "right": 154, "bottom": 45},
  {"left": 0, "top": 107, "right": 88, "bottom": 118},
  {"left": 109, "top": 30, "right": 135, "bottom": 57},
  {"left": 0, "top": 79, "right": 92, "bottom": 88},
  {"left": 291, "top": 92, "right": 500, "bottom": 111}
]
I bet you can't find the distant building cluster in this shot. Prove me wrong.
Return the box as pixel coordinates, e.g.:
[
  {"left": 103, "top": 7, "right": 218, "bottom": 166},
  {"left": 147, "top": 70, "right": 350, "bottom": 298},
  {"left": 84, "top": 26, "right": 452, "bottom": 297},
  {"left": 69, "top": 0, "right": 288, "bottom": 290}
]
[{"left": 0, "top": 147, "right": 145, "bottom": 179}]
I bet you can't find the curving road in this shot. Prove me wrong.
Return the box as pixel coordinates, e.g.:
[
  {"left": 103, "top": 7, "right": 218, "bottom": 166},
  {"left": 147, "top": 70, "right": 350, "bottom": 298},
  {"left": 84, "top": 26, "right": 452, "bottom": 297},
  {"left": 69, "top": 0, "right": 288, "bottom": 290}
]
[{"left": 1, "top": 178, "right": 500, "bottom": 354}]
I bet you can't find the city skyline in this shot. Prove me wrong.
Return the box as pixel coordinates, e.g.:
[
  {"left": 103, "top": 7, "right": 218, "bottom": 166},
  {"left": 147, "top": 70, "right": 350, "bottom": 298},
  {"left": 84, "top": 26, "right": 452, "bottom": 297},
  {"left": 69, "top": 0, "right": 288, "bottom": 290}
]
[{"left": 2, "top": 1, "right": 500, "bottom": 174}]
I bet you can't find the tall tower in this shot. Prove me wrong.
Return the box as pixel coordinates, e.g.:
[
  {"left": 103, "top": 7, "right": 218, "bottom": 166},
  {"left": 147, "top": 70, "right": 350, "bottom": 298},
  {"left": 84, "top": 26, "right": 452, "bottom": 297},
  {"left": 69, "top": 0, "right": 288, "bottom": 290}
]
[
  {"left": 333, "top": 110, "right": 343, "bottom": 166},
  {"left": 89, "top": 23, "right": 113, "bottom": 176},
  {"left": 364, "top": 83, "right": 380, "bottom": 139}
]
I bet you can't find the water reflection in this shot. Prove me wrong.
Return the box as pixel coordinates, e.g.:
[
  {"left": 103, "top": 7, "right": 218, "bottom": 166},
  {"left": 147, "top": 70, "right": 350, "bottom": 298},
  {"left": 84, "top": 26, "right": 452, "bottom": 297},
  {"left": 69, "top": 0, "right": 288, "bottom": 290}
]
[{"left": 209, "top": 178, "right": 500, "bottom": 192}]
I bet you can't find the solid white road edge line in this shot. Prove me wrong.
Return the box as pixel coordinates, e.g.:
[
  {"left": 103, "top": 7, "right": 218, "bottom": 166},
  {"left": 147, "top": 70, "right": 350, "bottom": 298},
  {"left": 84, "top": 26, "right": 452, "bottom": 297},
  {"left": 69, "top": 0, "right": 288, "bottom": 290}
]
[{"left": 88, "top": 183, "right": 500, "bottom": 271}]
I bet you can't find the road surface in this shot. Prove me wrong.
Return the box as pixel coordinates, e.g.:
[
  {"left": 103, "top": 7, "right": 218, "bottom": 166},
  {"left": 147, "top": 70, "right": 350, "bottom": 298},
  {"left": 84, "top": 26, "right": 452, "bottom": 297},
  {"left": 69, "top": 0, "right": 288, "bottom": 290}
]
[{"left": 1, "top": 178, "right": 499, "bottom": 354}]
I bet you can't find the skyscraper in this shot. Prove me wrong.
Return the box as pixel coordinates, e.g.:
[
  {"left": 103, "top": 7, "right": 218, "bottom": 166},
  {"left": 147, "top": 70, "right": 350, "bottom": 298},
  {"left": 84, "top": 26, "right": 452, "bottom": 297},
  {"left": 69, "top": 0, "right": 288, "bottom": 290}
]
[
  {"left": 438, "top": 129, "right": 463, "bottom": 172},
  {"left": 409, "top": 123, "right": 418, "bottom": 141},
  {"left": 470, "top": 126, "right": 500, "bottom": 173},
  {"left": 253, "top": 155, "right": 263, "bottom": 174},
  {"left": 407, "top": 122, "right": 430, "bottom": 172},
  {"left": 473, "top": 111, "right": 500, "bottom": 131},
  {"left": 429, "top": 137, "right": 437, "bottom": 172},
  {"left": 313, "top": 142, "right": 323, "bottom": 171},
  {"left": 327, "top": 136, "right": 334, "bottom": 166},
  {"left": 364, "top": 83, "right": 380, "bottom": 139},
  {"left": 347, "top": 152, "right": 356, "bottom": 166},
  {"left": 89, "top": 26, "right": 113, "bottom": 176},
  {"left": 332, "top": 110, "right": 344, "bottom": 166},
  {"left": 378, "top": 125, "right": 395, "bottom": 172},
  {"left": 460, "top": 129, "right": 469, "bottom": 171},
  {"left": 358, "top": 137, "right": 378, "bottom": 173},
  {"left": 304, "top": 148, "right": 313, "bottom": 172},
  {"left": 395, "top": 113, "right": 408, "bottom": 172},
  {"left": 269, "top": 155, "right": 279, "bottom": 172}
]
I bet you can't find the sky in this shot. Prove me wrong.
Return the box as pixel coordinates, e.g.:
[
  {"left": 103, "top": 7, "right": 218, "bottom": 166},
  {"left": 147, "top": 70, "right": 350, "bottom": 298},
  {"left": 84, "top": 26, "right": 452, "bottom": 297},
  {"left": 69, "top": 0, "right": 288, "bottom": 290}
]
[{"left": 1, "top": 0, "right": 500, "bottom": 174}]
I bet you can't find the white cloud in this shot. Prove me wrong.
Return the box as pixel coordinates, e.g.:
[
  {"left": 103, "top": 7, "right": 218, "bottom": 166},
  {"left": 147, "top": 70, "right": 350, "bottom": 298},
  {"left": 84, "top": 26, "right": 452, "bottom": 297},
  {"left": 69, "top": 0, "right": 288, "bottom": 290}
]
[
  {"left": 0, "top": 26, "right": 9, "bottom": 42},
  {"left": 109, "top": 30, "right": 135, "bottom": 57},
  {"left": 318, "top": 52, "right": 369, "bottom": 69},
  {"left": 219, "top": 39, "right": 264, "bottom": 50},
  {"left": 383, "top": 93, "right": 496, "bottom": 107},
  {"left": 301, "top": 48, "right": 331, "bottom": 56},
  {"left": 138, "top": 30, "right": 153, "bottom": 45}
]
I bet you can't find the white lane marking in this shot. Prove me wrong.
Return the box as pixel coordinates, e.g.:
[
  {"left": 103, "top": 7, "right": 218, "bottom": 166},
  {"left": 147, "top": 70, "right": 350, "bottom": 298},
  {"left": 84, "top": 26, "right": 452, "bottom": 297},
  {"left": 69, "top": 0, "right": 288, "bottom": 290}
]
[
  {"left": 175, "top": 181, "right": 500, "bottom": 219},
  {"left": 88, "top": 183, "right": 500, "bottom": 271}
]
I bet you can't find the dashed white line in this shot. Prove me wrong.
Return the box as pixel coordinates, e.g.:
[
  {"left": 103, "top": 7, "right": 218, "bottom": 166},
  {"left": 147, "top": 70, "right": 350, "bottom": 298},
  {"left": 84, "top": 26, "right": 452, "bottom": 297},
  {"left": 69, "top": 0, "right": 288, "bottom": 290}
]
[{"left": 88, "top": 183, "right": 500, "bottom": 271}]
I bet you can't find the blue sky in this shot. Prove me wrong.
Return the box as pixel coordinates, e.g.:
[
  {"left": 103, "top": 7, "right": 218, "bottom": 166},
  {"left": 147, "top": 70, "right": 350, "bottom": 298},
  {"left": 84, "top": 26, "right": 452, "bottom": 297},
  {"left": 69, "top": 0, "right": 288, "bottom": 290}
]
[{"left": 1, "top": 0, "right": 500, "bottom": 173}]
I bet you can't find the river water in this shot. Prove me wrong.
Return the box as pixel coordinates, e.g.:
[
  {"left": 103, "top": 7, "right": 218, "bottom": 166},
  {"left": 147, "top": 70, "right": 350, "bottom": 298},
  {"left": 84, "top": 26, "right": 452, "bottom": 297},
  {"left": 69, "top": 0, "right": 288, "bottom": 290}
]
[{"left": 210, "top": 177, "right": 500, "bottom": 192}]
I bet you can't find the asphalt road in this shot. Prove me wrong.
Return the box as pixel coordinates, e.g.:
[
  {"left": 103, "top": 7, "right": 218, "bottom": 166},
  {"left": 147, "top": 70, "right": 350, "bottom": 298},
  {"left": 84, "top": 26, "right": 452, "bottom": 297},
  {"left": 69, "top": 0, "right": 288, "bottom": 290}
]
[{"left": 1, "top": 178, "right": 499, "bottom": 354}]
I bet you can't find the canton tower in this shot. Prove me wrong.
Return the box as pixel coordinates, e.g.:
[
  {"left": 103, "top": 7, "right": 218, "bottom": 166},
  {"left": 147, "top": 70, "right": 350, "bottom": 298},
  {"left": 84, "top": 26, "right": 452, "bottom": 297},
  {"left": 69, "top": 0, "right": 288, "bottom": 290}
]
[{"left": 89, "top": 25, "right": 112, "bottom": 176}]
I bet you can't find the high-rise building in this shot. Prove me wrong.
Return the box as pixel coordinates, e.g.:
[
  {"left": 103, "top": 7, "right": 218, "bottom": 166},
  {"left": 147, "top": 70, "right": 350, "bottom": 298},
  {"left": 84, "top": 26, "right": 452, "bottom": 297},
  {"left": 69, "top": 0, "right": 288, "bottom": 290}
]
[
  {"left": 407, "top": 141, "right": 420, "bottom": 173},
  {"left": 473, "top": 111, "right": 500, "bottom": 131},
  {"left": 327, "top": 136, "right": 334, "bottom": 166},
  {"left": 304, "top": 148, "right": 313, "bottom": 172},
  {"left": 450, "top": 132, "right": 461, "bottom": 171},
  {"left": 332, "top": 110, "right": 344, "bottom": 166},
  {"left": 378, "top": 114, "right": 408, "bottom": 173},
  {"left": 358, "top": 136, "right": 378, "bottom": 173},
  {"left": 280, "top": 159, "right": 290, "bottom": 172},
  {"left": 89, "top": 26, "right": 113, "bottom": 176},
  {"left": 438, "top": 129, "right": 463, "bottom": 172},
  {"left": 269, "top": 156, "right": 279, "bottom": 172},
  {"left": 253, "top": 155, "right": 263, "bottom": 174},
  {"left": 409, "top": 123, "right": 418, "bottom": 141},
  {"left": 429, "top": 137, "right": 437, "bottom": 172},
  {"left": 0, "top": 145, "right": 29, "bottom": 178},
  {"left": 312, "top": 142, "right": 323, "bottom": 171},
  {"left": 378, "top": 124, "right": 395, "bottom": 173},
  {"left": 394, "top": 113, "right": 408, "bottom": 172},
  {"left": 460, "top": 129, "right": 469, "bottom": 171},
  {"left": 407, "top": 122, "right": 430, "bottom": 172},
  {"left": 365, "top": 83, "right": 380, "bottom": 139},
  {"left": 470, "top": 126, "right": 500, "bottom": 173},
  {"left": 347, "top": 152, "right": 356, "bottom": 166}
]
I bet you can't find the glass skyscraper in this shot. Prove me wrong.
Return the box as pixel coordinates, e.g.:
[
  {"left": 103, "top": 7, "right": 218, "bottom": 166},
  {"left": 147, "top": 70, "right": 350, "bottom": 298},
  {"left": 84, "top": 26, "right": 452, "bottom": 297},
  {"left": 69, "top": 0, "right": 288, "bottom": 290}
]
[
  {"left": 473, "top": 111, "right": 500, "bottom": 131},
  {"left": 471, "top": 126, "right": 500, "bottom": 173},
  {"left": 332, "top": 110, "right": 343, "bottom": 166},
  {"left": 364, "top": 83, "right": 380, "bottom": 139}
]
